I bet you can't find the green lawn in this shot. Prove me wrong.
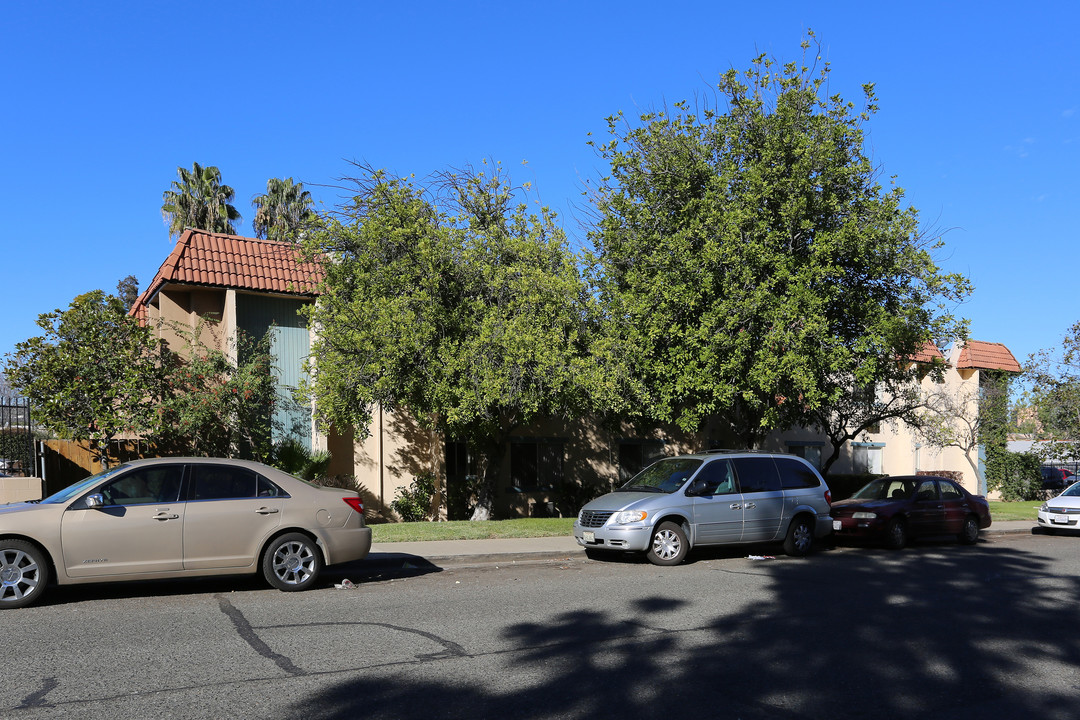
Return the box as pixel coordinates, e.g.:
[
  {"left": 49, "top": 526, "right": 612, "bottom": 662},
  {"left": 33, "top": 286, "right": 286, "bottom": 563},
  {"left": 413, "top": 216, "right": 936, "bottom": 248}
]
[
  {"left": 369, "top": 502, "right": 1043, "bottom": 543},
  {"left": 370, "top": 517, "right": 575, "bottom": 543},
  {"left": 988, "top": 500, "right": 1042, "bottom": 522}
]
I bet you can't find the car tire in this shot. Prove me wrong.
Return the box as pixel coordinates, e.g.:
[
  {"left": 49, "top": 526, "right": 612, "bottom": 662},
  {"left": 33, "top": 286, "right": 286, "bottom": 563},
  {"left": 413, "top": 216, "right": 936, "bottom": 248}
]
[
  {"left": 884, "top": 517, "right": 907, "bottom": 550},
  {"left": 262, "top": 533, "right": 322, "bottom": 592},
  {"left": 958, "top": 515, "right": 980, "bottom": 545},
  {"left": 783, "top": 515, "right": 814, "bottom": 557},
  {"left": 0, "top": 539, "right": 49, "bottom": 609},
  {"left": 646, "top": 521, "right": 688, "bottom": 566}
]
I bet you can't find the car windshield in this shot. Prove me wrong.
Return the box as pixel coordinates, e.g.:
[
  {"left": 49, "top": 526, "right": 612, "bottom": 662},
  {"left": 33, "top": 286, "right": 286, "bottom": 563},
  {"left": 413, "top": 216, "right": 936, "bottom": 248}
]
[
  {"left": 617, "top": 458, "right": 702, "bottom": 494},
  {"left": 852, "top": 478, "right": 917, "bottom": 501},
  {"left": 1060, "top": 482, "right": 1080, "bottom": 498},
  {"left": 40, "top": 464, "right": 131, "bottom": 504}
]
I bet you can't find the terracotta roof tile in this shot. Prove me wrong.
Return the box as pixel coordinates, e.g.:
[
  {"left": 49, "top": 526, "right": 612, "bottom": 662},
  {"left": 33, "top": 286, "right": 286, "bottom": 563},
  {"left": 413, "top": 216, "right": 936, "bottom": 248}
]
[
  {"left": 911, "top": 341, "right": 945, "bottom": 364},
  {"left": 129, "top": 230, "right": 324, "bottom": 319},
  {"left": 955, "top": 340, "right": 1022, "bottom": 372}
]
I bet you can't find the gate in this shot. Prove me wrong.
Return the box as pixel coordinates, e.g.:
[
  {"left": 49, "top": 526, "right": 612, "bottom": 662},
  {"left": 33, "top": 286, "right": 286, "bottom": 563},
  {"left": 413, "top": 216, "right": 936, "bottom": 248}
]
[{"left": 0, "top": 397, "right": 35, "bottom": 477}]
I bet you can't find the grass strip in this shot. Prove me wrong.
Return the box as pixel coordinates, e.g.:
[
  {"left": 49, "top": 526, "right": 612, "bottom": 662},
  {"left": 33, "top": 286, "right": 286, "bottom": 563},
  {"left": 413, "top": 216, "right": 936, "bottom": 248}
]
[{"left": 369, "top": 502, "right": 1041, "bottom": 543}]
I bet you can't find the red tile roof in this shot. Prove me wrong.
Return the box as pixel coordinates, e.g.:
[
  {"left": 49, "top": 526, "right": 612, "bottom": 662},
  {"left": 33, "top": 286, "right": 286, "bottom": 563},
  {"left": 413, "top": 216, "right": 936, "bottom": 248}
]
[
  {"left": 954, "top": 340, "right": 1022, "bottom": 372},
  {"left": 130, "top": 230, "right": 324, "bottom": 320},
  {"left": 911, "top": 341, "right": 945, "bottom": 364}
]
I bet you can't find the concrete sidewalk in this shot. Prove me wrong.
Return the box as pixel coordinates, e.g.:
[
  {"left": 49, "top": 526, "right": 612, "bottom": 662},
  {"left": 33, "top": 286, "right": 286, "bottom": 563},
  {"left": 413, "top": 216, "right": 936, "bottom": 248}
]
[{"left": 364, "top": 520, "right": 1039, "bottom": 568}]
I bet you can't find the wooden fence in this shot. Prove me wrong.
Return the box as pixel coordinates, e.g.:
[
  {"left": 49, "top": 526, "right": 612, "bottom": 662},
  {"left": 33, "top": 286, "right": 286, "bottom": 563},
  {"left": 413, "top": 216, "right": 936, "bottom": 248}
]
[{"left": 40, "top": 439, "right": 154, "bottom": 495}]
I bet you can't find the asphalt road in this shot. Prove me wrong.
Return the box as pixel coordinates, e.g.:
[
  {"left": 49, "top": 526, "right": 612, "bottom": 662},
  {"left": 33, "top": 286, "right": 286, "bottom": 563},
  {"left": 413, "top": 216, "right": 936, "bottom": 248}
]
[{"left": 4, "top": 532, "right": 1080, "bottom": 720}]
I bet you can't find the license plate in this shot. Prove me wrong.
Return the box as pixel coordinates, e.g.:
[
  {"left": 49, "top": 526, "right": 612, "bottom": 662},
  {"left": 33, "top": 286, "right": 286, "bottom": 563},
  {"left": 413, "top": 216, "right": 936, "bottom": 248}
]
[
  {"left": 1052, "top": 514, "right": 1071, "bottom": 524},
  {"left": 583, "top": 531, "right": 595, "bottom": 543},
  {"left": 832, "top": 520, "right": 842, "bottom": 531}
]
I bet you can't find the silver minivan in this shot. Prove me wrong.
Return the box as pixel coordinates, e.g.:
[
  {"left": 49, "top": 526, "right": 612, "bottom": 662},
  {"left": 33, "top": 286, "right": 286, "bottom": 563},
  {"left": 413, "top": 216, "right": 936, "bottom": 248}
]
[{"left": 573, "top": 451, "right": 833, "bottom": 565}]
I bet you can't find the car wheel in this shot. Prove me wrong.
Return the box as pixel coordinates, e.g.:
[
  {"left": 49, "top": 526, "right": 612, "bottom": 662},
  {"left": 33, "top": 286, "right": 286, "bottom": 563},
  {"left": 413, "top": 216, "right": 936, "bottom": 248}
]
[
  {"left": 262, "top": 533, "right": 322, "bottom": 592},
  {"left": 783, "top": 515, "right": 814, "bottom": 557},
  {"left": 646, "top": 521, "right": 688, "bottom": 566},
  {"left": 0, "top": 540, "right": 49, "bottom": 609},
  {"left": 958, "top": 515, "right": 980, "bottom": 545},
  {"left": 884, "top": 517, "right": 907, "bottom": 550}
]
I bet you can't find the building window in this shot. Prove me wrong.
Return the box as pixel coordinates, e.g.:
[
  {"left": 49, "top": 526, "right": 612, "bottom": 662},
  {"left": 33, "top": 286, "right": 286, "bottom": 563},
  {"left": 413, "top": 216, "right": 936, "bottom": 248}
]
[
  {"left": 618, "top": 440, "right": 666, "bottom": 483},
  {"left": 510, "top": 438, "right": 564, "bottom": 491},
  {"left": 786, "top": 441, "right": 824, "bottom": 470},
  {"left": 853, "top": 442, "right": 885, "bottom": 474}
]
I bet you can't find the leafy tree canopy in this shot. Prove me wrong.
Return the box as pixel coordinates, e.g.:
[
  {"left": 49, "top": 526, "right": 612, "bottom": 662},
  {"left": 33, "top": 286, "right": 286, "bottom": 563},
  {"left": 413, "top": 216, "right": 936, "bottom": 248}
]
[
  {"left": 301, "top": 161, "right": 594, "bottom": 518},
  {"left": 161, "top": 162, "right": 241, "bottom": 239},
  {"left": 3, "top": 291, "right": 162, "bottom": 467},
  {"left": 252, "top": 177, "right": 315, "bottom": 241},
  {"left": 587, "top": 32, "right": 969, "bottom": 447},
  {"left": 116, "top": 275, "right": 139, "bottom": 312},
  {"left": 153, "top": 323, "right": 281, "bottom": 462},
  {"left": 1027, "top": 321, "right": 1080, "bottom": 454}
]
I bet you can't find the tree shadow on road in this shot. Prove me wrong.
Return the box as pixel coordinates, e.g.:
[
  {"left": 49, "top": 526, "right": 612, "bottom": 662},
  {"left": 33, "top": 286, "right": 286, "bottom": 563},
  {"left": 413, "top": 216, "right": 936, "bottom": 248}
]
[{"left": 288, "top": 540, "right": 1080, "bottom": 719}]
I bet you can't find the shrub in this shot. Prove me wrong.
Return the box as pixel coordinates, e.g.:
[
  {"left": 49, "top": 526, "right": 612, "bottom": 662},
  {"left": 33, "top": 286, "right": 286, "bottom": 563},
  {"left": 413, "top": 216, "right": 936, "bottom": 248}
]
[
  {"left": 391, "top": 473, "right": 440, "bottom": 522},
  {"left": 986, "top": 448, "right": 1043, "bottom": 501}
]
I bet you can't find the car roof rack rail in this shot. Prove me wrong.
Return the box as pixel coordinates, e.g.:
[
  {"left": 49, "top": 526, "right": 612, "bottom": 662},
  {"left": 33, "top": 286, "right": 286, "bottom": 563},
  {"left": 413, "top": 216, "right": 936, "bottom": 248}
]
[{"left": 704, "top": 448, "right": 759, "bottom": 454}]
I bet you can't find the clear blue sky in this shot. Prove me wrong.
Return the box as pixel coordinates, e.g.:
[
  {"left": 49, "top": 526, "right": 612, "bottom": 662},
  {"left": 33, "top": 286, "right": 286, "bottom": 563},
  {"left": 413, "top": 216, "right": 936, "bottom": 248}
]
[{"left": 2, "top": 1, "right": 1077, "bottom": 375}]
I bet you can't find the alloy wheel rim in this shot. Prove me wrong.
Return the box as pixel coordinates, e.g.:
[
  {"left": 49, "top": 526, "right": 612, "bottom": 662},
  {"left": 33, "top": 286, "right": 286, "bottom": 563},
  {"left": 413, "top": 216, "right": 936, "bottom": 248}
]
[
  {"left": 793, "top": 524, "right": 811, "bottom": 551},
  {"left": 653, "top": 530, "right": 680, "bottom": 559},
  {"left": 0, "top": 550, "right": 38, "bottom": 602},
  {"left": 273, "top": 541, "right": 314, "bottom": 584}
]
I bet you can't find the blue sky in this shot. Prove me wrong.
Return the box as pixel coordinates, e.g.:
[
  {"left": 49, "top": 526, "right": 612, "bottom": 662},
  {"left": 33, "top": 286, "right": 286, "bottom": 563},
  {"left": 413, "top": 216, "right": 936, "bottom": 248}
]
[{"left": 2, "top": 1, "right": 1077, "bottom": 377}]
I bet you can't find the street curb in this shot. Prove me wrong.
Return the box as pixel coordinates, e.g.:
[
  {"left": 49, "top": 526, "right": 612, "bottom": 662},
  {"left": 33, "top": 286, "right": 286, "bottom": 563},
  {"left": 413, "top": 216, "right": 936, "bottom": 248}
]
[
  {"left": 359, "top": 523, "right": 1038, "bottom": 570},
  {"left": 361, "top": 550, "right": 581, "bottom": 571}
]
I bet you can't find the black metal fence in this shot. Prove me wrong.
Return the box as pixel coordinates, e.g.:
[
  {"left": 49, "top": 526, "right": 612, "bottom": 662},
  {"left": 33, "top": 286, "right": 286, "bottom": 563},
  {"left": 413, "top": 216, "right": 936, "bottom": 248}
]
[{"left": 0, "top": 397, "right": 35, "bottom": 476}]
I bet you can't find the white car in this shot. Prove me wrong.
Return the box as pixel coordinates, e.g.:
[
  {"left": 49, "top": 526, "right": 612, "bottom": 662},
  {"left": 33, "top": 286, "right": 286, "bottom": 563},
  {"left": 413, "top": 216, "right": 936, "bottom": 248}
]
[{"left": 1037, "top": 481, "right": 1080, "bottom": 533}]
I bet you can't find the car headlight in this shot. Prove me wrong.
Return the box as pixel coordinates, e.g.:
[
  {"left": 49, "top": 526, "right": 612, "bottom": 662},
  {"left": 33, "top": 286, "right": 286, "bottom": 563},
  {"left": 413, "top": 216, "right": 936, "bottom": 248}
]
[
  {"left": 1040, "top": 503, "right": 1048, "bottom": 513},
  {"left": 852, "top": 511, "right": 877, "bottom": 519},
  {"left": 615, "top": 510, "right": 648, "bottom": 524}
]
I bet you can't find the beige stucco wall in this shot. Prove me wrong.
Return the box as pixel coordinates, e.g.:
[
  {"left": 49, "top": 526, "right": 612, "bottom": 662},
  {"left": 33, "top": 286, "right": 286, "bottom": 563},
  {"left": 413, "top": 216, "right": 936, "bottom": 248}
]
[
  {"left": 0, "top": 476, "right": 44, "bottom": 503},
  {"left": 764, "top": 361, "right": 986, "bottom": 495},
  {"left": 150, "top": 286, "right": 230, "bottom": 355}
]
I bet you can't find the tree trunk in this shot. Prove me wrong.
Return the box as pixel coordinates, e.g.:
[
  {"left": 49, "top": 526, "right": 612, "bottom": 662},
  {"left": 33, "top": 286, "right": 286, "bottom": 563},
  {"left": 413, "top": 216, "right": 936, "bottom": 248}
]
[{"left": 469, "top": 437, "right": 505, "bottom": 521}]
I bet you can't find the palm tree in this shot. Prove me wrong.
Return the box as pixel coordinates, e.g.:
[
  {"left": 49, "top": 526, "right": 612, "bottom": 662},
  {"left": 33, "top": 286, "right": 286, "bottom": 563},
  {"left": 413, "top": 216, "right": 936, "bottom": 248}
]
[
  {"left": 251, "top": 177, "right": 315, "bottom": 242},
  {"left": 161, "top": 162, "right": 242, "bottom": 239}
]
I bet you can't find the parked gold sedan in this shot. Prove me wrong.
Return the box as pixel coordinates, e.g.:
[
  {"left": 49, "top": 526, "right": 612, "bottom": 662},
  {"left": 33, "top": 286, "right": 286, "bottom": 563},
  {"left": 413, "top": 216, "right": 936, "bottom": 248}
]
[{"left": 0, "top": 457, "right": 372, "bottom": 608}]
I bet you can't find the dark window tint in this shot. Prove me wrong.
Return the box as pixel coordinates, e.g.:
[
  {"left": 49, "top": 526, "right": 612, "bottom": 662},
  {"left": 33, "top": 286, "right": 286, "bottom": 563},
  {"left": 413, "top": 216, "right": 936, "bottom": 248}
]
[
  {"left": 775, "top": 457, "right": 821, "bottom": 489},
  {"left": 915, "top": 480, "right": 940, "bottom": 501},
  {"left": 691, "top": 459, "right": 737, "bottom": 496},
  {"left": 939, "top": 481, "right": 963, "bottom": 500},
  {"left": 192, "top": 465, "right": 259, "bottom": 500},
  {"left": 101, "top": 465, "right": 184, "bottom": 506},
  {"left": 732, "top": 457, "right": 782, "bottom": 494},
  {"left": 257, "top": 475, "right": 284, "bottom": 497}
]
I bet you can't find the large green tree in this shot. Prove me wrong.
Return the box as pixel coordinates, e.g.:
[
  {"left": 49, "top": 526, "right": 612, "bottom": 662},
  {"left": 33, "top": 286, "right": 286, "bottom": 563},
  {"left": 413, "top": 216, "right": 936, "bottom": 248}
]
[
  {"left": 153, "top": 324, "right": 280, "bottom": 462},
  {"left": 3, "top": 291, "right": 163, "bottom": 468},
  {"left": 252, "top": 177, "right": 315, "bottom": 241},
  {"left": 1027, "top": 322, "right": 1080, "bottom": 451},
  {"left": 302, "top": 162, "right": 593, "bottom": 519},
  {"left": 161, "top": 162, "right": 241, "bottom": 238},
  {"left": 588, "top": 34, "right": 969, "bottom": 450}
]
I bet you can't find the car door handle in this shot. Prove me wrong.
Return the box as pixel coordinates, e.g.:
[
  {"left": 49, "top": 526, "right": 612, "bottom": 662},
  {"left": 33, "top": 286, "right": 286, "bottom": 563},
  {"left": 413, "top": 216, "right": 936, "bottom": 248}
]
[
  {"left": 256, "top": 507, "right": 280, "bottom": 515},
  {"left": 729, "top": 503, "right": 742, "bottom": 510},
  {"left": 744, "top": 502, "right": 756, "bottom": 509},
  {"left": 152, "top": 511, "right": 179, "bottom": 521}
]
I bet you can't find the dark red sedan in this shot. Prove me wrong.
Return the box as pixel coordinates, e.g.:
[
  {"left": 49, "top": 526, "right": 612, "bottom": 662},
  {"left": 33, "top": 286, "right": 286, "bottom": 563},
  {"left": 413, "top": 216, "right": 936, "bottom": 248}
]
[{"left": 830, "top": 475, "right": 991, "bottom": 549}]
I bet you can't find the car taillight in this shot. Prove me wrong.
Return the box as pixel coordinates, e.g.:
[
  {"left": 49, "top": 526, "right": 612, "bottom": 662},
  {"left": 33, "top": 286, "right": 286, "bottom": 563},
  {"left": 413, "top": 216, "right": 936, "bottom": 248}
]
[
  {"left": 342, "top": 497, "right": 364, "bottom": 514},
  {"left": 824, "top": 489, "right": 832, "bottom": 506}
]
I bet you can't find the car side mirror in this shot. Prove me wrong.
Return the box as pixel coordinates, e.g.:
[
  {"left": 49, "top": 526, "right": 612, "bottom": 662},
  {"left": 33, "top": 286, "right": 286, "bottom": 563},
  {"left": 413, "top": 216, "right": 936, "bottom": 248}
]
[
  {"left": 686, "top": 479, "right": 709, "bottom": 497},
  {"left": 84, "top": 493, "right": 104, "bottom": 509}
]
